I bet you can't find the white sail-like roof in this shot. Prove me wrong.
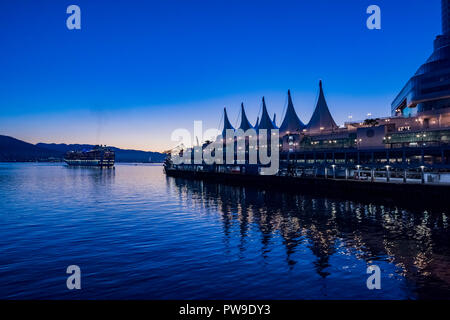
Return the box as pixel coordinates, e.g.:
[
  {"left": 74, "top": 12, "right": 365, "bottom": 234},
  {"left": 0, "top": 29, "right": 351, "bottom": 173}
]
[
  {"left": 279, "top": 90, "right": 306, "bottom": 136},
  {"left": 221, "top": 107, "right": 235, "bottom": 137},
  {"left": 257, "top": 97, "right": 278, "bottom": 131},
  {"left": 306, "top": 81, "right": 337, "bottom": 133},
  {"left": 238, "top": 103, "right": 254, "bottom": 131}
]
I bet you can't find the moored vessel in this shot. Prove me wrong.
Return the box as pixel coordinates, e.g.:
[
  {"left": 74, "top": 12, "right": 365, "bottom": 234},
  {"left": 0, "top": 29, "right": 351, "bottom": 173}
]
[{"left": 64, "top": 145, "right": 115, "bottom": 167}]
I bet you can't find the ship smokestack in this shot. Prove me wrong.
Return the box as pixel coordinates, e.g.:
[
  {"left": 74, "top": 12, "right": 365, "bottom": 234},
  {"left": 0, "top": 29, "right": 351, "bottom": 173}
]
[{"left": 442, "top": 0, "right": 450, "bottom": 35}]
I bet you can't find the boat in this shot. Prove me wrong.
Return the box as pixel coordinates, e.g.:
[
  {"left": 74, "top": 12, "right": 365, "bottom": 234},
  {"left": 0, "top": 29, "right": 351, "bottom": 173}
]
[{"left": 64, "top": 145, "right": 115, "bottom": 167}]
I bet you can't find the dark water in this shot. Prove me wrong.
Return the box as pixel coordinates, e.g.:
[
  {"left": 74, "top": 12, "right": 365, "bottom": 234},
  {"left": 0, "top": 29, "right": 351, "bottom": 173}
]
[{"left": 0, "top": 163, "right": 449, "bottom": 299}]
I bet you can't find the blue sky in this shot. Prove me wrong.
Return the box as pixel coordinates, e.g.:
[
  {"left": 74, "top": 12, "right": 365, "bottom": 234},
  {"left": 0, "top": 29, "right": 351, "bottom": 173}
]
[{"left": 0, "top": 0, "right": 441, "bottom": 151}]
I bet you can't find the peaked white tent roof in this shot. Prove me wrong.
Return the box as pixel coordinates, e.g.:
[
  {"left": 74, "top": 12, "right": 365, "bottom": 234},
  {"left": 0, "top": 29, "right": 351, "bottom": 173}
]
[
  {"left": 238, "top": 103, "right": 254, "bottom": 131},
  {"left": 254, "top": 116, "right": 260, "bottom": 130},
  {"left": 257, "top": 97, "right": 278, "bottom": 131},
  {"left": 279, "top": 89, "right": 306, "bottom": 136},
  {"left": 306, "top": 81, "right": 338, "bottom": 133},
  {"left": 222, "top": 107, "right": 235, "bottom": 137}
]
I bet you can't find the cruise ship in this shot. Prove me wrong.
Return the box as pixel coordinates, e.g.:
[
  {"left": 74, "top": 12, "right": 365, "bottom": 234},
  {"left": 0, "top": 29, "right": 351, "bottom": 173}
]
[
  {"left": 165, "top": 0, "right": 450, "bottom": 193},
  {"left": 64, "top": 145, "right": 115, "bottom": 167}
]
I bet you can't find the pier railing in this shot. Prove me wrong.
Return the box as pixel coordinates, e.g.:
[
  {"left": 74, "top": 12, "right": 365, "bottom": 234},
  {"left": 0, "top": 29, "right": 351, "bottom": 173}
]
[{"left": 165, "top": 145, "right": 450, "bottom": 185}]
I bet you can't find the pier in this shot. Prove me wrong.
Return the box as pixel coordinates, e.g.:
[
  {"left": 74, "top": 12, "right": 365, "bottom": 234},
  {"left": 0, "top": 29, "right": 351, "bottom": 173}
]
[
  {"left": 165, "top": 144, "right": 450, "bottom": 205},
  {"left": 165, "top": 0, "right": 450, "bottom": 206}
]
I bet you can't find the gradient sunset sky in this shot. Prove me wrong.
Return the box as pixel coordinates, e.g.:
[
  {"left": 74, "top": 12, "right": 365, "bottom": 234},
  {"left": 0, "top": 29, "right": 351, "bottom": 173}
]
[{"left": 0, "top": 0, "right": 441, "bottom": 151}]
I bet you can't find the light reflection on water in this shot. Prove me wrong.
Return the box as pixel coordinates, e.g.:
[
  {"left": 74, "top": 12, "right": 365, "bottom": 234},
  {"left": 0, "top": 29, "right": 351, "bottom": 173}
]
[{"left": 0, "top": 163, "right": 449, "bottom": 299}]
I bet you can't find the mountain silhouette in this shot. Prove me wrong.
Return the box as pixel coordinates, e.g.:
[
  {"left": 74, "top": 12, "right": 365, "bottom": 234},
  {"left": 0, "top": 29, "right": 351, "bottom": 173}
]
[
  {"left": 0, "top": 135, "right": 60, "bottom": 161},
  {"left": 0, "top": 135, "right": 165, "bottom": 163}
]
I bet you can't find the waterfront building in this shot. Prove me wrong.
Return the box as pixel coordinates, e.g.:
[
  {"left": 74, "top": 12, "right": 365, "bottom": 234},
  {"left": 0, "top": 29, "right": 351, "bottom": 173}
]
[
  {"left": 392, "top": 0, "right": 450, "bottom": 116},
  {"left": 168, "top": 0, "right": 450, "bottom": 184}
]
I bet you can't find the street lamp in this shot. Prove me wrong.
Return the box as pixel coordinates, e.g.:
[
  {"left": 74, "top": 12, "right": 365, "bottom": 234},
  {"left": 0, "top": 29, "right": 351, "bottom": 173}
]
[{"left": 420, "top": 165, "right": 425, "bottom": 184}]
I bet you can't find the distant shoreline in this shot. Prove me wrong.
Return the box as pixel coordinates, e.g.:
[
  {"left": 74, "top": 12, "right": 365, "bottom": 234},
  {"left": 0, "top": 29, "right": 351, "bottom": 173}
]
[
  {"left": 0, "top": 161, "right": 164, "bottom": 164},
  {"left": 0, "top": 135, "right": 166, "bottom": 163}
]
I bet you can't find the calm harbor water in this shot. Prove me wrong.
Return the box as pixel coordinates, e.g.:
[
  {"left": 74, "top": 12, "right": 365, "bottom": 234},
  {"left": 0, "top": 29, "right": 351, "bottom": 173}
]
[{"left": 0, "top": 163, "right": 449, "bottom": 299}]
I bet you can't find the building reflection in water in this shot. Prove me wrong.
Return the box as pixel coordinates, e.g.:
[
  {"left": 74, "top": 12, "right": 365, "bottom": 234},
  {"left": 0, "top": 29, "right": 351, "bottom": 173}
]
[{"left": 167, "top": 176, "right": 450, "bottom": 298}]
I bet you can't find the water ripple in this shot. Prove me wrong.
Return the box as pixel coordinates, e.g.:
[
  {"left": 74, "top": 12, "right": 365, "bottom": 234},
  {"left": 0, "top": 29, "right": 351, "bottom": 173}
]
[{"left": 0, "top": 163, "right": 448, "bottom": 299}]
